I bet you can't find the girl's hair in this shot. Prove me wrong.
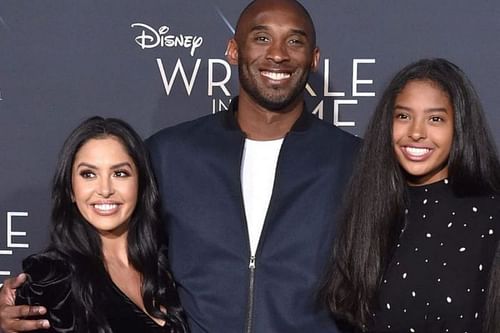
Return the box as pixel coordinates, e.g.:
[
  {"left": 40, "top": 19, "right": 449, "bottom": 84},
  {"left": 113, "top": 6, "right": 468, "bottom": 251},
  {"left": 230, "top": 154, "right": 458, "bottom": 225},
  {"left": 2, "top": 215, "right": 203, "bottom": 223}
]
[
  {"left": 49, "top": 116, "right": 186, "bottom": 332},
  {"left": 320, "top": 58, "right": 500, "bottom": 331}
]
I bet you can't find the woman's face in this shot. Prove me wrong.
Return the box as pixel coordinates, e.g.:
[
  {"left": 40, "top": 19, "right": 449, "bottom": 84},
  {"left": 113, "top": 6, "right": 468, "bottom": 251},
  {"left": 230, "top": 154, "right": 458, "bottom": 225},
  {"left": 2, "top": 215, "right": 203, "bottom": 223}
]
[
  {"left": 392, "top": 80, "right": 454, "bottom": 185},
  {"left": 71, "top": 136, "right": 138, "bottom": 237}
]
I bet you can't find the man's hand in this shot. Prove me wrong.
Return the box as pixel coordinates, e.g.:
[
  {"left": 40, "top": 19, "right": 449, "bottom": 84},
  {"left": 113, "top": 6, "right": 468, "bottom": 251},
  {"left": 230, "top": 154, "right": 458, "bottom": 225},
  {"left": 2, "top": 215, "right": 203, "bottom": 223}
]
[{"left": 0, "top": 274, "right": 50, "bottom": 332}]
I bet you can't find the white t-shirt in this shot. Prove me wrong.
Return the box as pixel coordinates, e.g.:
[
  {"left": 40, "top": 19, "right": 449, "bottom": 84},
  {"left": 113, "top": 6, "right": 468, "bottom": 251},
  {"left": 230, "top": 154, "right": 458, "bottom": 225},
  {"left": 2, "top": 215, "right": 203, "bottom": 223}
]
[{"left": 240, "top": 138, "right": 284, "bottom": 256}]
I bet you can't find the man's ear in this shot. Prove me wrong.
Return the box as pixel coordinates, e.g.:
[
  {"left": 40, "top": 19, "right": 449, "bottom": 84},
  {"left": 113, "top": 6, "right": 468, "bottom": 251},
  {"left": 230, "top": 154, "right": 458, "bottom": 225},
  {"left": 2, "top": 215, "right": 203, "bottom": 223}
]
[
  {"left": 226, "top": 39, "right": 238, "bottom": 65},
  {"left": 310, "top": 47, "right": 320, "bottom": 72}
]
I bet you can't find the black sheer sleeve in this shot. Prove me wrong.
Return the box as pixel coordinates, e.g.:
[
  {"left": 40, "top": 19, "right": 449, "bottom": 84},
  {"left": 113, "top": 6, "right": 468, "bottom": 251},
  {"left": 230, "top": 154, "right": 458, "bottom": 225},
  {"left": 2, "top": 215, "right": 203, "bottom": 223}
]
[{"left": 15, "top": 253, "right": 76, "bottom": 333}]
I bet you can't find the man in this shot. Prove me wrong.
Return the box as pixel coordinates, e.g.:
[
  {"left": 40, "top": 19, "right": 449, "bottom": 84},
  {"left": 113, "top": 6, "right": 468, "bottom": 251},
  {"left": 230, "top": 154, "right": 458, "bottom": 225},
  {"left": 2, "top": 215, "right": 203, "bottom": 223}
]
[{"left": 0, "top": 1, "right": 360, "bottom": 332}]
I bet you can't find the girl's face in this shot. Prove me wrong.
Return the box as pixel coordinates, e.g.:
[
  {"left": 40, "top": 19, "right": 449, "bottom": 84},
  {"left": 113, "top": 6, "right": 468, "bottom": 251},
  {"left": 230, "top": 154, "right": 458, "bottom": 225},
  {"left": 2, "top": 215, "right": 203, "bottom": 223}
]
[
  {"left": 71, "top": 136, "right": 139, "bottom": 238},
  {"left": 392, "top": 80, "right": 454, "bottom": 186}
]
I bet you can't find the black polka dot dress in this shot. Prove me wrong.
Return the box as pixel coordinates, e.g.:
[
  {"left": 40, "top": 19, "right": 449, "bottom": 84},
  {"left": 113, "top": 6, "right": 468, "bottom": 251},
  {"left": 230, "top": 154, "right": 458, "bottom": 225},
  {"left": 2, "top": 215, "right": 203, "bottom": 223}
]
[{"left": 370, "top": 179, "right": 499, "bottom": 333}]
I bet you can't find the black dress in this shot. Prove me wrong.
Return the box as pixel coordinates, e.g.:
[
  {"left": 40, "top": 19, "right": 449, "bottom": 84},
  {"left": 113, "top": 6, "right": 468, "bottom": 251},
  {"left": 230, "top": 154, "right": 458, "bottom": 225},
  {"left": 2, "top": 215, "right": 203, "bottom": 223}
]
[
  {"left": 16, "top": 253, "right": 188, "bottom": 333},
  {"left": 370, "top": 179, "right": 499, "bottom": 333}
]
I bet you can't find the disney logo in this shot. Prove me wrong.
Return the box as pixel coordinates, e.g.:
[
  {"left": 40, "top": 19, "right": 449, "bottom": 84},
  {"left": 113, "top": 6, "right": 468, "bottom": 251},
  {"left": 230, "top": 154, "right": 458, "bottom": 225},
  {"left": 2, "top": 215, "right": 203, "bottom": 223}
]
[{"left": 131, "top": 23, "right": 203, "bottom": 57}]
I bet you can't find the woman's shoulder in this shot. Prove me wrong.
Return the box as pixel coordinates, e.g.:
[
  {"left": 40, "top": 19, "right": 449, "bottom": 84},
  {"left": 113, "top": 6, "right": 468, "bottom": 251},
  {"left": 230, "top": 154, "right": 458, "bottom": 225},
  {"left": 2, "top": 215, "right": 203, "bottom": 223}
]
[
  {"left": 16, "top": 251, "right": 77, "bottom": 332},
  {"left": 16, "top": 251, "right": 73, "bottom": 307},
  {"left": 22, "top": 250, "right": 72, "bottom": 282}
]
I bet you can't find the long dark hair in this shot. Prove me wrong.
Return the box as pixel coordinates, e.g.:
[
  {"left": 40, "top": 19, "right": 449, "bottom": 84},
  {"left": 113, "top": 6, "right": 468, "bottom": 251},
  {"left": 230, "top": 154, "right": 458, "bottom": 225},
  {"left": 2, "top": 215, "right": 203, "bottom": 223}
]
[
  {"left": 49, "top": 116, "right": 186, "bottom": 332},
  {"left": 320, "top": 58, "right": 500, "bottom": 331}
]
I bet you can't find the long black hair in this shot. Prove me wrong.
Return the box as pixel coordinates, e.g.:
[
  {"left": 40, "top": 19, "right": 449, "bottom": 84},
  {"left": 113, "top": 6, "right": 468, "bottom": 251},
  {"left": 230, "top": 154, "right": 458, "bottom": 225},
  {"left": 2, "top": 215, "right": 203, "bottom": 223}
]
[
  {"left": 49, "top": 116, "right": 187, "bottom": 332},
  {"left": 320, "top": 58, "right": 500, "bottom": 331}
]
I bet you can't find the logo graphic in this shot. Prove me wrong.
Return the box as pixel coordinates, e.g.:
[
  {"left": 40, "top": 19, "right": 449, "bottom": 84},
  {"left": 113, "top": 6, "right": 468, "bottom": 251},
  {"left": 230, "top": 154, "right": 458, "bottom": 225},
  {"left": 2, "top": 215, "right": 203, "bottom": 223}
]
[
  {"left": 1, "top": 211, "right": 30, "bottom": 281},
  {"left": 131, "top": 23, "right": 203, "bottom": 57},
  {"left": 131, "top": 8, "right": 377, "bottom": 129}
]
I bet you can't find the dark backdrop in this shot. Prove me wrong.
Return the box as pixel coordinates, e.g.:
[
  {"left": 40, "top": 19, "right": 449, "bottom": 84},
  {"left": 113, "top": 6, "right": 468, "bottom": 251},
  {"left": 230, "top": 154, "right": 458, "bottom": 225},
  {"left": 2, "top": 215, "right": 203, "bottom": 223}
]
[{"left": 1, "top": 0, "right": 499, "bottom": 279}]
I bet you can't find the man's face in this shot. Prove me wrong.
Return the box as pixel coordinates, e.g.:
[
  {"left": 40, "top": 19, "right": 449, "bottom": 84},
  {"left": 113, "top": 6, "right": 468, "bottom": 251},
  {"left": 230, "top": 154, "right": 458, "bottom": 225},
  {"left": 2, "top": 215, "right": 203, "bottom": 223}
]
[{"left": 228, "top": 0, "right": 319, "bottom": 112}]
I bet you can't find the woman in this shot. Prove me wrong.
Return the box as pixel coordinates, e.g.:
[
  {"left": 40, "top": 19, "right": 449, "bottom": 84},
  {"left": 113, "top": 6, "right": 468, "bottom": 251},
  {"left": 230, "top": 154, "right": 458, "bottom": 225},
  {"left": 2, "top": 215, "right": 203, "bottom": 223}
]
[
  {"left": 321, "top": 58, "right": 500, "bottom": 332},
  {"left": 15, "top": 117, "right": 188, "bottom": 332}
]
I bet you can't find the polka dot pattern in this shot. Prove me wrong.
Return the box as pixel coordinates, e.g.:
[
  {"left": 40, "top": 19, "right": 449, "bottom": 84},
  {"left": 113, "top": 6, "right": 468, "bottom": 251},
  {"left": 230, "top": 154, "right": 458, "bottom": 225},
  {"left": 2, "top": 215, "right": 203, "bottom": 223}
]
[{"left": 370, "top": 180, "right": 499, "bottom": 332}]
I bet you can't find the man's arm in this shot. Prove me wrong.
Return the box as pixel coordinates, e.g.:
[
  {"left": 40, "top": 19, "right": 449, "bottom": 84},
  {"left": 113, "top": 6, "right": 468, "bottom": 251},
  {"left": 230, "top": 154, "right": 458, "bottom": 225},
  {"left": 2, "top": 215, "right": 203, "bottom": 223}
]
[{"left": 0, "top": 274, "right": 49, "bottom": 333}]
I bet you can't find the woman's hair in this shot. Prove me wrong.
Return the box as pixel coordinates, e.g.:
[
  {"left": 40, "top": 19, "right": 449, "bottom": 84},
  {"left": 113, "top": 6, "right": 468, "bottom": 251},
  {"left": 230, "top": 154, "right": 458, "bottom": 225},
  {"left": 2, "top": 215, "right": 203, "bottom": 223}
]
[
  {"left": 320, "top": 58, "right": 500, "bottom": 331},
  {"left": 49, "top": 116, "right": 186, "bottom": 332}
]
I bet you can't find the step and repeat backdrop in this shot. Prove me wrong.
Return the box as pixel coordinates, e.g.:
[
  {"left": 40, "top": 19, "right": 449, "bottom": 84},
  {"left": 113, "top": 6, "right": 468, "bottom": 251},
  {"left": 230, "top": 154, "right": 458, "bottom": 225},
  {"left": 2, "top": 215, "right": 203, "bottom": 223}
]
[{"left": 1, "top": 1, "right": 499, "bottom": 280}]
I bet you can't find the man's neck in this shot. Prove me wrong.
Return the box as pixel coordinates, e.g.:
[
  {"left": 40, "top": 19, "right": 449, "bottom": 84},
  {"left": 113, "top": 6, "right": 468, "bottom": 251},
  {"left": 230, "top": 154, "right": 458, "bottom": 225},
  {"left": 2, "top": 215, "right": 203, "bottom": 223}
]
[{"left": 236, "top": 93, "right": 304, "bottom": 140}]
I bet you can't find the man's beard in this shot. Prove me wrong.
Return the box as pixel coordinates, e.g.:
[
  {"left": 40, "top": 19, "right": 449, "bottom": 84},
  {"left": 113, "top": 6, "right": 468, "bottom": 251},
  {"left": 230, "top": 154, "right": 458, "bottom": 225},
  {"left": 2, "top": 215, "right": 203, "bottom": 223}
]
[{"left": 238, "top": 65, "right": 309, "bottom": 112}]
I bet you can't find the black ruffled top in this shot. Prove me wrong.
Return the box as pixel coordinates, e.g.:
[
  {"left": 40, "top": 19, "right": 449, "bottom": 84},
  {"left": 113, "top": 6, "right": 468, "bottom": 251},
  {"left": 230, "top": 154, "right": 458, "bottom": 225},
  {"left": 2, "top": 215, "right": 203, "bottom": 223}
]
[{"left": 16, "top": 252, "right": 188, "bottom": 333}]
